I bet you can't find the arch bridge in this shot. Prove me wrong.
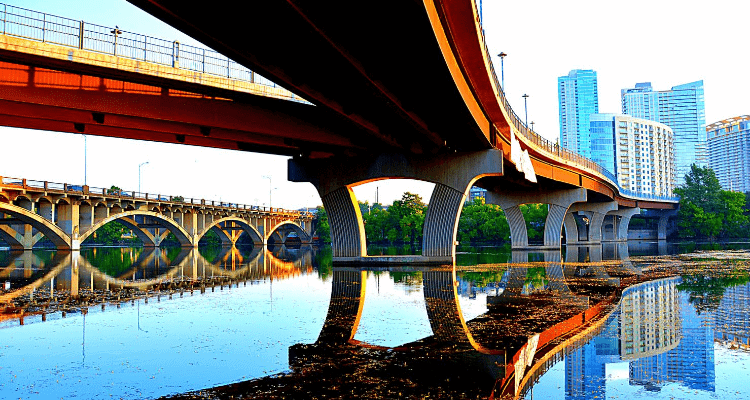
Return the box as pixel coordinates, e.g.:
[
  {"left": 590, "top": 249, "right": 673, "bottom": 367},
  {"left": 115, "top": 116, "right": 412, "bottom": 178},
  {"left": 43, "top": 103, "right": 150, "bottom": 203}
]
[{"left": 0, "top": 176, "right": 313, "bottom": 250}]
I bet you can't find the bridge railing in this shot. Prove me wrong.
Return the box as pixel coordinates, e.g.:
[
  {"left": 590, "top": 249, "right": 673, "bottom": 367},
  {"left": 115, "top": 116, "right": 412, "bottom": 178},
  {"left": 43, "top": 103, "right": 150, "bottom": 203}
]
[
  {"left": 474, "top": 6, "right": 679, "bottom": 203},
  {"left": 0, "top": 176, "right": 314, "bottom": 218},
  {"left": 0, "top": 3, "right": 298, "bottom": 101}
]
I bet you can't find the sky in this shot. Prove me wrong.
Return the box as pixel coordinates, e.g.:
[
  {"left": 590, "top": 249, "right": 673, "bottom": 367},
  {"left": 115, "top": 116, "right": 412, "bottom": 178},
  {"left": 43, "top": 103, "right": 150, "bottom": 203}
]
[{"left": 1, "top": 0, "right": 748, "bottom": 209}]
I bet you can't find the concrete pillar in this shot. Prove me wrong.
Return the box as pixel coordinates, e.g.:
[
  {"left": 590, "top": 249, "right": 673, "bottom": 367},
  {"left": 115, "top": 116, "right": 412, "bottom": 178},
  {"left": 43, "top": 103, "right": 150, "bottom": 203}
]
[
  {"left": 563, "top": 212, "right": 581, "bottom": 245},
  {"left": 422, "top": 183, "right": 465, "bottom": 258},
  {"left": 316, "top": 269, "right": 366, "bottom": 344},
  {"left": 289, "top": 150, "right": 502, "bottom": 263},
  {"left": 16, "top": 198, "right": 33, "bottom": 212},
  {"left": 604, "top": 207, "right": 641, "bottom": 242},
  {"left": 655, "top": 210, "right": 678, "bottom": 240},
  {"left": 487, "top": 188, "right": 586, "bottom": 249},
  {"left": 566, "top": 201, "right": 618, "bottom": 244},
  {"left": 321, "top": 186, "right": 366, "bottom": 258},
  {"left": 56, "top": 202, "right": 80, "bottom": 250}
]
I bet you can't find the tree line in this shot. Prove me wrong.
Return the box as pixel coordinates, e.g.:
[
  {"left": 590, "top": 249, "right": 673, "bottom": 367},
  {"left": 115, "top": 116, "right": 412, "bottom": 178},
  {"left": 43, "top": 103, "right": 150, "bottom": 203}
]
[{"left": 315, "top": 192, "right": 549, "bottom": 245}]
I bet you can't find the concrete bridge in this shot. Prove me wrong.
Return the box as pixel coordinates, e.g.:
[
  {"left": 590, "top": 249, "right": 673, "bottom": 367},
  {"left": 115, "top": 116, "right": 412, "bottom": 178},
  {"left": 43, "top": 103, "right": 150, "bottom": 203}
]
[
  {"left": 0, "top": 2, "right": 679, "bottom": 264},
  {"left": 0, "top": 176, "right": 314, "bottom": 250}
]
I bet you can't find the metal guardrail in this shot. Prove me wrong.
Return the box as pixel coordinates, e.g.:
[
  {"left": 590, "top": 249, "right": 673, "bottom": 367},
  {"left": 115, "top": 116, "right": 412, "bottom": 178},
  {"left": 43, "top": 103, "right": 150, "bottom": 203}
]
[
  {"left": 0, "top": 176, "right": 313, "bottom": 218},
  {"left": 473, "top": 5, "right": 679, "bottom": 203},
  {"left": 0, "top": 3, "right": 296, "bottom": 99}
]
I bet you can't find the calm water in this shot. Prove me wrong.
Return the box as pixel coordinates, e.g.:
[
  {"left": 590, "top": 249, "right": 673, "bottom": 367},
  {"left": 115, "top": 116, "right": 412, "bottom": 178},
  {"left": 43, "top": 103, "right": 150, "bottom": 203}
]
[{"left": 0, "top": 242, "right": 748, "bottom": 399}]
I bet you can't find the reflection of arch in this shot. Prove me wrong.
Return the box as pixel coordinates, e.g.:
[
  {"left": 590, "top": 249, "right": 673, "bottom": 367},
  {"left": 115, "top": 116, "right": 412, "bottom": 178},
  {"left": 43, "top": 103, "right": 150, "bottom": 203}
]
[
  {"left": 78, "top": 210, "right": 192, "bottom": 247},
  {"left": 267, "top": 221, "right": 311, "bottom": 244},
  {"left": 0, "top": 202, "right": 70, "bottom": 249},
  {"left": 196, "top": 217, "right": 263, "bottom": 245},
  {"left": 0, "top": 252, "right": 71, "bottom": 305}
]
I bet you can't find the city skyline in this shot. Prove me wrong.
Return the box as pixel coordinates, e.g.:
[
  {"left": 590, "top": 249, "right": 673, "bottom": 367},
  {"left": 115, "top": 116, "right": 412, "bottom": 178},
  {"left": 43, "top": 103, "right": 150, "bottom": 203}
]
[
  {"left": 558, "top": 69, "right": 599, "bottom": 158},
  {"left": 1, "top": 0, "right": 748, "bottom": 209}
]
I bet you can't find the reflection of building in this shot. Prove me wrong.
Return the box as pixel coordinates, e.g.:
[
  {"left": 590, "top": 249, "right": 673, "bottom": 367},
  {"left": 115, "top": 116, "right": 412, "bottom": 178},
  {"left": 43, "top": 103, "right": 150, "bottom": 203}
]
[
  {"left": 455, "top": 275, "right": 503, "bottom": 299},
  {"left": 621, "top": 81, "right": 706, "bottom": 184},
  {"left": 629, "top": 290, "right": 715, "bottom": 392},
  {"left": 565, "top": 277, "right": 682, "bottom": 400},
  {"left": 714, "top": 283, "right": 750, "bottom": 348},
  {"left": 620, "top": 278, "right": 681, "bottom": 359},
  {"left": 589, "top": 114, "right": 674, "bottom": 196},
  {"left": 707, "top": 116, "right": 750, "bottom": 193}
]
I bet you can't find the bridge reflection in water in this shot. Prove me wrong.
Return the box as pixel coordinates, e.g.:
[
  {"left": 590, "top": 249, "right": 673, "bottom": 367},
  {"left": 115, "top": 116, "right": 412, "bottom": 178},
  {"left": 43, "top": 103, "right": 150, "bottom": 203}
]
[
  {"left": 0, "top": 245, "right": 314, "bottom": 324},
  {"left": 1, "top": 242, "right": 742, "bottom": 399},
  {"left": 154, "top": 242, "right": 699, "bottom": 400}
]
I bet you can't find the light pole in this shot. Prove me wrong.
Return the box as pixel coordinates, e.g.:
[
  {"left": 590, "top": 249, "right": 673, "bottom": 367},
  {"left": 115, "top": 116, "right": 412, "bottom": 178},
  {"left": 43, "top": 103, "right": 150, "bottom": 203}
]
[
  {"left": 530, "top": 121, "right": 535, "bottom": 132},
  {"left": 262, "top": 175, "right": 272, "bottom": 209},
  {"left": 138, "top": 161, "right": 149, "bottom": 193},
  {"left": 83, "top": 134, "right": 87, "bottom": 186},
  {"left": 522, "top": 94, "right": 529, "bottom": 128},
  {"left": 497, "top": 52, "right": 507, "bottom": 89}
]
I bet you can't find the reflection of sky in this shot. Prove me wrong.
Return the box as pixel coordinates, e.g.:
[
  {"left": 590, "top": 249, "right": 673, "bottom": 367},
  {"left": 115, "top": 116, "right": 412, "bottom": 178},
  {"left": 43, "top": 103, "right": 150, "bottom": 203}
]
[{"left": 0, "top": 274, "right": 331, "bottom": 399}]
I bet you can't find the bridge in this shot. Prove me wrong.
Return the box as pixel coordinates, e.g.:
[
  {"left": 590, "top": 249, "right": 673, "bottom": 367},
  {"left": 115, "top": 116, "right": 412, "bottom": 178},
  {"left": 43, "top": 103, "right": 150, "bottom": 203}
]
[
  {"left": 0, "top": 2, "right": 679, "bottom": 264},
  {"left": 0, "top": 176, "right": 313, "bottom": 250}
]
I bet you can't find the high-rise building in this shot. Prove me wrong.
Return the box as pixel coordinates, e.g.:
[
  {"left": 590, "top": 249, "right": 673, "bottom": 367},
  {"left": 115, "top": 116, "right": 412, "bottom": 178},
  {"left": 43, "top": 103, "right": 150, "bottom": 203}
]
[
  {"left": 559, "top": 69, "right": 599, "bottom": 158},
  {"left": 707, "top": 116, "right": 750, "bottom": 193},
  {"left": 589, "top": 114, "right": 675, "bottom": 197},
  {"left": 621, "top": 81, "right": 706, "bottom": 185}
]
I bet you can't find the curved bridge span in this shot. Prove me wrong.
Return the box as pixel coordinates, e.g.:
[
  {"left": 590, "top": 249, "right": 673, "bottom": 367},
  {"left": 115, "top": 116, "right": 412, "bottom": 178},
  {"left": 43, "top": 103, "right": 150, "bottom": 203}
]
[
  {"left": 0, "top": 177, "right": 313, "bottom": 250},
  {"left": 0, "top": 2, "right": 678, "bottom": 263}
]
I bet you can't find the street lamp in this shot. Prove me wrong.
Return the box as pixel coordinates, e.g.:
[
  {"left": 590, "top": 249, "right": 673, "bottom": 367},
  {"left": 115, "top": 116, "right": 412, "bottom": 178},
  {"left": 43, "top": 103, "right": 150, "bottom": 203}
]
[
  {"left": 262, "top": 175, "right": 272, "bottom": 209},
  {"left": 497, "top": 52, "right": 507, "bottom": 89},
  {"left": 83, "top": 134, "right": 87, "bottom": 186},
  {"left": 522, "top": 94, "right": 529, "bottom": 128},
  {"left": 138, "top": 161, "right": 149, "bottom": 193},
  {"left": 530, "top": 121, "right": 535, "bottom": 132}
]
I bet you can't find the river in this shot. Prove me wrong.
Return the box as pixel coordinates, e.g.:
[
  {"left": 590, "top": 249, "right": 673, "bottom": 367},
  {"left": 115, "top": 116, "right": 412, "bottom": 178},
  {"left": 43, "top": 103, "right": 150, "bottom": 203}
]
[{"left": 0, "top": 242, "right": 749, "bottom": 399}]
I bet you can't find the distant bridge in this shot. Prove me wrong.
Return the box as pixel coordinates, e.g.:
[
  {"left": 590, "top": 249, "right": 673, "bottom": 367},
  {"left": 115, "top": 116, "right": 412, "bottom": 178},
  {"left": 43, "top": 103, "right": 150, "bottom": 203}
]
[
  {"left": 0, "top": 2, "right": 680, "bottom": 264},
  {"left": 0, "top": 176, "right": 314, "bottom": 250}
]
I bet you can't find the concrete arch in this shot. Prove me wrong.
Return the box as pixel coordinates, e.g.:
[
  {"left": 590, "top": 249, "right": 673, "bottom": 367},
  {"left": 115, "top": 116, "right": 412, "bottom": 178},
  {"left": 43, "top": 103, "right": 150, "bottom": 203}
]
[
  {"left": 267, "top": 220, "right": 311, "bottom": 244},
  {"left": 196, "top": 216, "right": 264, "bottom": 245},
  {"left": 78, "top": 210, "right": 193, "bottom": 247},
  {"left": 0, "top": 202, "right": 70, "bottom": 249}
]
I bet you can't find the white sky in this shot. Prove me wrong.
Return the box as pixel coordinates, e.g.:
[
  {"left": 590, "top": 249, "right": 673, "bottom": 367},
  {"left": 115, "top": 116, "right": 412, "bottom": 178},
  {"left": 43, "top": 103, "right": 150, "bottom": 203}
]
[{"left": 1, "top": 0, "right": 747, "bottom": 209}]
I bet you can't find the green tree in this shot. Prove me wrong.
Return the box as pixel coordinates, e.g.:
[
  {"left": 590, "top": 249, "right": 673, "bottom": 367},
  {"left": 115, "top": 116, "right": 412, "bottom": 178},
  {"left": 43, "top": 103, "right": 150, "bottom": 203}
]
[
  {"left": 388, "top": 192, "right": 427, "bottom": 244},
  {"left": 314, "top": 206, "right": 331, "bottom": 243},
  {"left": 457, "top": 197, "right": 510, "bottom": 243},
  {"left": 675, "top": 165, "right": 749, "bottom": 239},
  {"left": 520, "top": 203, "right": 548, "bottom": 241},
  {"left": 106, "top": 185, "right": 123, "bottom": 195}
]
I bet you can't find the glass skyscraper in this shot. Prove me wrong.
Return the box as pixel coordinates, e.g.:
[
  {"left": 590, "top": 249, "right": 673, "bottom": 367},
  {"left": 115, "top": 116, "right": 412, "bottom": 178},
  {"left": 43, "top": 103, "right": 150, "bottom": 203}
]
[
  {"left": 707, "top": 116, "right": 750, "bottom": 193},
  {"left": 621, "top": 81, "right": 706, "bottom": 185},
  {"left": 559, "top": 69, "right": 599, "bottom": 158}
]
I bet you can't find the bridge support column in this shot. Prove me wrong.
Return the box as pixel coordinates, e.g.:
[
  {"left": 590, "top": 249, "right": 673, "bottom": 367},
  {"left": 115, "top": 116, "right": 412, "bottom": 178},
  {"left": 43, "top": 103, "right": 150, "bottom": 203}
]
[
  {"left": 180, "top": 212, "right": 198, "bottom": 247},
  {"left": 564, "top": 201, "right": 618, "bottom": 244},
  {"left": 654, "top": 210, "right": 678, "bottom": 240},
  {"left": 563, "top": 212, "right": 581, "bottom": 245},
  {"left": 289, "top": 150, "right": 502, "bottom": 263},
  {"left": 38, "top": 202, "right": 54, "bottom": 221},
  {"left": 57, "top": 202, "right": 80, "bottom": 250},
  {"left": 487, "top": 188, "right": 586, "bottom": 249},
  {"left": 603, "top": 207, "right": 641, "bottom": 242},
  {"left": 80, "top": 203, "right": 93, "bottom": 232}
]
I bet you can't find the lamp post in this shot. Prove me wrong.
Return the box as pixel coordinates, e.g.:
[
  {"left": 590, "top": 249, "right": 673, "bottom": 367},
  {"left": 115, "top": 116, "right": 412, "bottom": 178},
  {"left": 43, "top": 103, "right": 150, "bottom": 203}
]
[
  {"left": 522, "top": 94, "right": 529, "bottom": 128},
  {"left": 83, "top": 134, "right": 87, "bottom": 186},
  {"left": 497, "top": 52, "right": 507, "bottom": 89},
  {"left": 530, "top": 121, "right": 535, "bottom": 132},
  {"left": 262, "top": 175, "right": 272, "bottom": 209},
  {"left": 111, "top": 26, "right": 122, "bottom": 56},
  {"left": 138, "top": 161, "right": 149, "bottom": 194}
]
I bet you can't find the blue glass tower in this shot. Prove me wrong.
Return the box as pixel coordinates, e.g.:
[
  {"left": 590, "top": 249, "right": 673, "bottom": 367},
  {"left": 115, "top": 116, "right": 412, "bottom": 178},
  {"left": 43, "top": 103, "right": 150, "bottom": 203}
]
[
  {"left": 558, "top": 69, "right": 599, "bottom": 158},
  {"left": 621, "top": 81, "right": 706, "bottom": 185}
]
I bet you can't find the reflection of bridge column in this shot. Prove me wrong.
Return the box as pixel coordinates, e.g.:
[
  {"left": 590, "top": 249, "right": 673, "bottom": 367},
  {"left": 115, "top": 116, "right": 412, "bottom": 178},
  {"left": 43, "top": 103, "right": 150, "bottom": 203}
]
[
  {"left": 422, "top": 269, "right": 476, "bottom": 347},
  {"left": 316, "top": 269, "right": 366, "bottom": 344},
  {"left": 654, "top": 210, "right": 678, "bottom": 240},
  {"left": 603, "top": 207, "right": 640, "bottom": 242},
  {"left": 488, "top": 188, "right": 586, "bottom": 249}
]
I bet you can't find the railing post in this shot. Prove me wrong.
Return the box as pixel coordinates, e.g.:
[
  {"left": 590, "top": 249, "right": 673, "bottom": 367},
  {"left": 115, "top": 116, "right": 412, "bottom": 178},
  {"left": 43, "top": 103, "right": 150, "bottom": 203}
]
[
  {"left": 202, "top": 48, "right": 205, "bottom": 73},
  {"left": 42, "top": 13, "right": 46, "bottom": 43},
  {"left": 172, "top": 40, "right": 180, "bottom": 68},
  {"left": 227, "top": 58, "right": 230, "bottom": 78},
  {"left": 79, "top": 21, "right": 84, "bottom": 49},
  {"left": 44, "top": 181, "right": 48, "bottom": 191},
  {"left": 3, "top": 4, "right": 7, "bottom": 36}
]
